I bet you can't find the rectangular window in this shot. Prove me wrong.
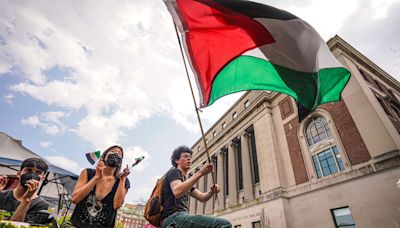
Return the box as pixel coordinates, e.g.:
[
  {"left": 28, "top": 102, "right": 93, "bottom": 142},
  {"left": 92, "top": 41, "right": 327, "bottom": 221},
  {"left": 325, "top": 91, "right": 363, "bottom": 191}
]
[
  {"left": 224, "top": 150, "right": 229, "bottom": 196},
  {"left": 252, "top": 221, "right": 261, "bottom": 228},
  {"left": 312, "top": 155, "right": 322, "bottom": 178},
  {"left": 249, "top": 131, "right": 260, "bottom": 183},
  {"left": 212, "top": 155, "right": 218, "bottom": 209},
  {"left": 237, "top": 141, "right": 243, "bottom": 190},
  {"left": 359, "top": 69, "right": 369, "bottom": 82},
  {"left": 331, "top": 207, "right": 356, "bottom": 228},
  {"left": 312, "top": 146, "right": 344, "bottom": 178},
  {"left": 376, "top": 95, "right": 393, "bottom": 117},
  {"left": 389, "top": 89, "right": 400, "bottom": 103},
  {"left": 244, "top": 100, "right": 250, "bottom": 108},
  {"left": 233, "top": 112, "right": 238, "bottom": 120}
]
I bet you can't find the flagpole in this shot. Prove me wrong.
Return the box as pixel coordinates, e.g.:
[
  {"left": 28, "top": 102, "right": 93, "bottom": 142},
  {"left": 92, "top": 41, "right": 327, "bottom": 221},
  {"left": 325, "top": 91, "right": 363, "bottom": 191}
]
[{"left": 172, "top": 23, "right": 218, "bottom": 191}]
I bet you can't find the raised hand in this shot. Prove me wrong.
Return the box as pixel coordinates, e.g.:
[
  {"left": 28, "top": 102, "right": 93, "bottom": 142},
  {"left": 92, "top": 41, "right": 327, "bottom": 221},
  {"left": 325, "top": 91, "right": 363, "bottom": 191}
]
[
  {"left": 199, "top": 163, "right": 213, "bottom": 176},
  {"left": 0, "top": 175, "right": 8, "bottom": 191},
  {"left": 95, "top": 161, "right": 105, "bottom": 180},
  {"left": 22, "top": 179, "right": 39, "bottom": 202},
  {"left": 210, "top": 184, "right": 220, "bottom": 194},
  {"left": 118, "top": 164, "right": 130, "bottom": 178}
]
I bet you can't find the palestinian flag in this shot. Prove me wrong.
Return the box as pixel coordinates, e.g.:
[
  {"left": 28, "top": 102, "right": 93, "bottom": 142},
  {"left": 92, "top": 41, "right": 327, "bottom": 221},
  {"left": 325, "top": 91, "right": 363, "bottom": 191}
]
[
  {"left": 164, "top": 0, "right": 351, "bottom": 119},
  {"left": 86, "top": 150, "right": 101, "bottom": 165}
]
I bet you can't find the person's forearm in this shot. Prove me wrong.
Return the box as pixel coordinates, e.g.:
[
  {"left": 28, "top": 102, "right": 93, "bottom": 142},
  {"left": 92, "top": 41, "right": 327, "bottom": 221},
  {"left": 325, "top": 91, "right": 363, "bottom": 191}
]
[
  {"left": 71, "top": 177, "right": 99, "bottom": 204},
  {"left": 11, "top": 200, "right": 31, "bottom": 222},
  {"left": 173, "top": 172, "right": 202, "bottom": 198},
  {"left": 113, "top": 178, "right": 127, "bottom": 209},
  {"left": 200, "top": 191, "right": 214, "bottom": 202}
]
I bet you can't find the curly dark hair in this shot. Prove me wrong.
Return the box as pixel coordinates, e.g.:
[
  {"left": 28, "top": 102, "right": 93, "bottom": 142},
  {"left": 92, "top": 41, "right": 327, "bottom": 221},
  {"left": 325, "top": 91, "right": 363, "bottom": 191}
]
[{"left": 171, "top": 145, "right": 193, "bottom": 167}]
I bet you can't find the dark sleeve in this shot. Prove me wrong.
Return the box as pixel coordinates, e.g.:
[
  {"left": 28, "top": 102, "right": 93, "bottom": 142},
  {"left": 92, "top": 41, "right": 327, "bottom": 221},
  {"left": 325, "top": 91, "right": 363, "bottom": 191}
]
[
  {"left": 0, "top": 191, "right": 7, "bottom": 209},
  {"left": 125, "top": 178, "right": 130, "bottom": 189},
  {"left": 30, "top": 198, "right": 49, "bottom": 212},
  {"left": 166, "top": 169, "right": 184, "bottom": 184},
  {"left": 25, "top": 198, "right": 49, "bottom": 222}
]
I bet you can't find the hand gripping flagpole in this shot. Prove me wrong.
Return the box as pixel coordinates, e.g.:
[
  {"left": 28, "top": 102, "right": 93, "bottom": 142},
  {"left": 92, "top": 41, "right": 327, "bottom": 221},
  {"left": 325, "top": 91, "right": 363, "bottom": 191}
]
[{"left": 172, "top": 22, "right": 219, "bottom": 204}]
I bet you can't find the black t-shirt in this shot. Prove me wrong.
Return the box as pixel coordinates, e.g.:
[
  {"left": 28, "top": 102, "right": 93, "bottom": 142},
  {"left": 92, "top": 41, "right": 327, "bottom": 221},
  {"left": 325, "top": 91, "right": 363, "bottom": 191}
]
[
  {"left": 0, "top": 190, "right": 49, "bottom": 222},
  {"left": 70, "top": 169, "right": 130, "bottom": 228},
  {"left": 160, "top": 168, "right": 195, "bottom": 221}
]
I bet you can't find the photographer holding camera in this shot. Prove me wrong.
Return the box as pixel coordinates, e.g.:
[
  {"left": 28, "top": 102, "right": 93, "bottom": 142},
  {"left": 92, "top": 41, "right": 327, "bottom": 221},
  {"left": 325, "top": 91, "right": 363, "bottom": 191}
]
[{"left": 0, "top": 158, "right": 49, "bottom": 222}]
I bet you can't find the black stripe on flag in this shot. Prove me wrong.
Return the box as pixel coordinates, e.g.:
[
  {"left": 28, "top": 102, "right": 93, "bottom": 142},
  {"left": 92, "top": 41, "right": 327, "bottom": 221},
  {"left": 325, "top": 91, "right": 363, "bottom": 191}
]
[{"left": 201, "top": 0, "right": 299, "bottom": 20}]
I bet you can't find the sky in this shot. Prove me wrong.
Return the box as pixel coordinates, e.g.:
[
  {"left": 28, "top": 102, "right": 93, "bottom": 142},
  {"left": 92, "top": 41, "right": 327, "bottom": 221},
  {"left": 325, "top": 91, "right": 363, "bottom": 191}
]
[{"left": 0, "top": 0, "right": 399, "bottom": 204}]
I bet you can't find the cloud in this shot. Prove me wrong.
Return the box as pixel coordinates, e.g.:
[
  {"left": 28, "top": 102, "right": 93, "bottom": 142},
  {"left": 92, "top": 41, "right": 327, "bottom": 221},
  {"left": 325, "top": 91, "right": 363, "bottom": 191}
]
[
  {"left": 338, "top": 0, "right": 400, "bottom": 79},
  {"left": 0, "top": 61, "right": 11, "bottom": 75},
  {"left": 46, "top": 155, "right": 82, "bottom": 174},
  {"left": 127, "top": 174, "right": 162, "bottom": 203},
  {"left": 3, "top": 93, "right": 14, "bottom": 104},
  {"left": 2, "top": 0, "right": 400, "bottom": 149},
  {"left": 1, "top": 0, "right": 240, "bottom": 147},
  {"left": 21, "top": 115, "right": 40, "bottom": 127},
  {"left": 40, "top": 141, "right": 52, "bottom": 148},
  {"left": 21, "top": 111, "right": 69, "bottom": 135},
  {"left": 123, "top": 146, "right": 151, "bottom": 173}
]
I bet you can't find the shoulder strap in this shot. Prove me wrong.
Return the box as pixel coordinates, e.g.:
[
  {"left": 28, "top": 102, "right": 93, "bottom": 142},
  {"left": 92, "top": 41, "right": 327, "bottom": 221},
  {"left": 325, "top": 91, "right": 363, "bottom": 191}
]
[
  {"left": 86, "top": 168, "right": 96, "bottom": 179},
  {"left": 161, "top": 167, "right": 175, "bottom": 180},
  {"left": 86, "top": 169, "right": 96, "bottom": 191}
]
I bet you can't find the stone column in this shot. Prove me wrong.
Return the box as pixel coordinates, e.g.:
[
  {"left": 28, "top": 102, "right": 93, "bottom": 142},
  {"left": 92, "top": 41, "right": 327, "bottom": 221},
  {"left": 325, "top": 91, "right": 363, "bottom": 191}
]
[
  {"left": 204, "top": 171, "right": 214, "bottom": 214},
  {"left": 228, "top": 143, "right": 238, "bottom": 207},
  {"left": 189, "top": 173, "right": 197, "bottom": 214},
  {"left": 241, "top": 132, "right": 254, "bottom": 201},
  {"left": 216, "top": 151, "right": 225, "bottom": 211},
  {"left": 196, "top": 169, "right": 205, "bottom": 214},
  {"left": 254, "top": 109, "right": 284, "bottom": 193}
]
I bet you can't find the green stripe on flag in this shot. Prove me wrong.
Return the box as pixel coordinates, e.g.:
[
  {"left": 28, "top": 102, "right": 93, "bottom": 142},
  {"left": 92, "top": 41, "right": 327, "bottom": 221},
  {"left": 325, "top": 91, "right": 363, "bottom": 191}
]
[
  {"left": 95, "top": 151, "right": 101, "bottom": 159},
  {"left": 208, "top": 56, "right": 350, "bottom": 110}
]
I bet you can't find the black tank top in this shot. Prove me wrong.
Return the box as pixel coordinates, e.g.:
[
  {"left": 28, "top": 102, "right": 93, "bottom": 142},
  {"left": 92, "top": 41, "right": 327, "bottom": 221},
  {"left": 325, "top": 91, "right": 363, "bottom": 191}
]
[{"left": 70, "top": 169, "right": 130, "bottom": 228}]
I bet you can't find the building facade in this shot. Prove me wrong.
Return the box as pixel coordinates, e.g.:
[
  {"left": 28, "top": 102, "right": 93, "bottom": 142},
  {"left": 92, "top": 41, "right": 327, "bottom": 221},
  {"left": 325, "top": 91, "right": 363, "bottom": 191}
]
[
  {"left": 189, "top": 36, "right": 400, "bottom": 228},
  {"left": 116, "top": 204, "right": 147, "bottom": 228}
]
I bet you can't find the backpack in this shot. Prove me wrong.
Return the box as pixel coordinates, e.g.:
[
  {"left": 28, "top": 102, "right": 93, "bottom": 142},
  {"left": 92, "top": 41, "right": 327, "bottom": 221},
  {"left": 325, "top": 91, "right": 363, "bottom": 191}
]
[{"left": 144, "top": 173, "right": 167, "bottom": 227}]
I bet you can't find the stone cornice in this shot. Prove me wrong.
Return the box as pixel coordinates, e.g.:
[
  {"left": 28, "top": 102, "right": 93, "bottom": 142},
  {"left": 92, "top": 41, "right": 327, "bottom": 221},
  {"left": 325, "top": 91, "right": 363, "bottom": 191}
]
[{"left": 328, "top": 35, "right": 400, "bottom": 91}]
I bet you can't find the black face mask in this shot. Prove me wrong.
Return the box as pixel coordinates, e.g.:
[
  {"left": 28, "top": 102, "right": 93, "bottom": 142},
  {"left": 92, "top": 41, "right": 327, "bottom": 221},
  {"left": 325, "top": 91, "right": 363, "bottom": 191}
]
[
  {"left": 105, "top": 153, "right": 121, "bottom": 167},
  {"left": 20, "top": 172, "right": 40, "bottom": 188}
]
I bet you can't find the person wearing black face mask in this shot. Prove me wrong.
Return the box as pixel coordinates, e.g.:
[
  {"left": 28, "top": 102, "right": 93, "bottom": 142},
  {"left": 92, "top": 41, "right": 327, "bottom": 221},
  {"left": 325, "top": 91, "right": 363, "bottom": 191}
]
[
  {"left": 66, "top": 145, "right": 131, "bottom": 228},
  {"left": 104, "top": 153, "right": 122, "bottom": 168},
  {"left": 0, "top": 158, "right": 49, "bottom": 222}
]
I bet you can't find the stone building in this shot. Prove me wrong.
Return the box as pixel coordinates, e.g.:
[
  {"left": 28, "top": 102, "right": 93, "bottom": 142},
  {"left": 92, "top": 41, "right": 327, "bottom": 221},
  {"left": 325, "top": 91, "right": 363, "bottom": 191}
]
[
  {"left": 116, "top": 204, "right": 147, "bottom": 228},
  {"left": 188, "top": 36, "right": 400, "bottom": 228}
]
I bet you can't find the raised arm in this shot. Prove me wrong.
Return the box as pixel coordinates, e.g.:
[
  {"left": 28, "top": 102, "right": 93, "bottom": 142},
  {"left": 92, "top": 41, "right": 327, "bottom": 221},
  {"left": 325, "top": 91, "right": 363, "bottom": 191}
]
[
  {"left": 113, "top": 165, "right": 130, "bottom": 209},
  {"left": 71, "top": 162, "right": 105, "bottom": 204},
  {"left": 190, "top": 184, "right": 220, "bottom": 203},
  {"left": 170, "top": 163, "right": 213, "bottom": 199},
  {"left": 11, "top": 180, "right": 40, "bottom": 221}
]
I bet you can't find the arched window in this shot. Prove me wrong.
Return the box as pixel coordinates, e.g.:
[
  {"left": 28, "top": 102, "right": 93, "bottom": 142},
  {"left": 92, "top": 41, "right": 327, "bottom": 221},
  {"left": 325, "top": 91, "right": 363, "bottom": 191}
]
[
  {"left": 305, "top": 116, "right": 345, "bottom": 178},
  {"left": 305, "top": 116, "right": 331, "bottom": 146}
]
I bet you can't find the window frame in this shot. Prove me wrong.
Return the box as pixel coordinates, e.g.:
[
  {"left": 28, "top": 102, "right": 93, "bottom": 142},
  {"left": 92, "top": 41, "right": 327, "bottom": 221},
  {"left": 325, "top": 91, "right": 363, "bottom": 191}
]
[
  {"left": 298, "top": 111, "right": 349, "bottom": 180},
  {"left": 233, "top": 112, "right": 238, "bottom": 120},
  {"left": 331, "top": 206, "right": 356, "bottom": 228},
  {"left": 244, "top": 100, "right": 251, "bottom": 108}
]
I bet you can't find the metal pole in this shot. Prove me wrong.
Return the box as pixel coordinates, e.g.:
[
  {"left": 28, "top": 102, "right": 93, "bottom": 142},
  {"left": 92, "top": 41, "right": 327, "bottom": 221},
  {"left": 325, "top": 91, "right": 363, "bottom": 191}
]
[{"left": 172, "top": 23, "right": 217, "bottom": 189}]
